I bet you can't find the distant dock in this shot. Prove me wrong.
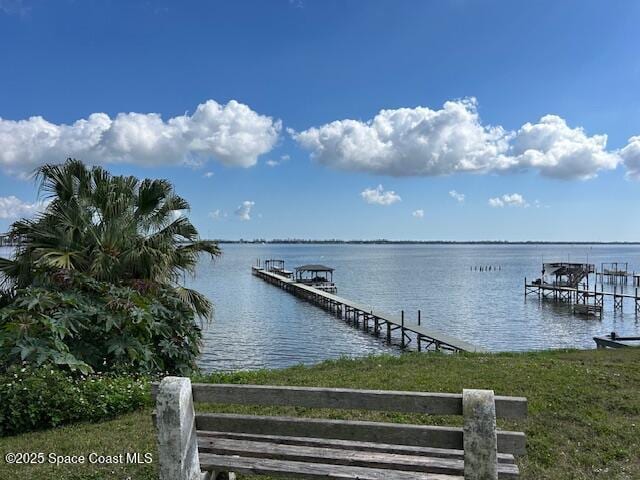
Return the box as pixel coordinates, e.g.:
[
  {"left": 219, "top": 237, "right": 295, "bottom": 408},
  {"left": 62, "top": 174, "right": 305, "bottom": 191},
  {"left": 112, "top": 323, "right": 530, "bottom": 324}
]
[
  {"left": 0, "top": 234, "right": 17, "bottom": 247},
  {"left": 252, "top": 261, "right": 483, "bottom": 353},
  {"left": 525, "top": 262, "right": 640, "bottom": 315}
]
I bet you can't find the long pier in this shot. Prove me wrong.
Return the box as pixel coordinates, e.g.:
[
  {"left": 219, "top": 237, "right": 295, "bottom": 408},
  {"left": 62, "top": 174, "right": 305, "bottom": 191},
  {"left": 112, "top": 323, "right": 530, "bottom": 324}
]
[{"left": 253, "top": 266, "right": 484, "bottom": 353}]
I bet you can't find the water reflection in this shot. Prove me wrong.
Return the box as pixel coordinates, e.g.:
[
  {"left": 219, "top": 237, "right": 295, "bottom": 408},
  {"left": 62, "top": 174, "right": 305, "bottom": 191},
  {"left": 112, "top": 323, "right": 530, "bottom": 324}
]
[{"left": 190, "top": 244, "right": 640, "bottom": 371}]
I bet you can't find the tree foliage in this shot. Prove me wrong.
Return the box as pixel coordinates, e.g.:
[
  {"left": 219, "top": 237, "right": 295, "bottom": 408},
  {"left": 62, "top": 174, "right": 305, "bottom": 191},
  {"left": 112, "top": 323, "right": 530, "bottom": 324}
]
[
  {"left": 0, "top": 271, "right": 202, "bottom": 375},
  {"left": 0, "top": 158, "right": 220, "bottom": 319},
  {"left": 0, "top": 159, "right": 220, "bottom": 375}
]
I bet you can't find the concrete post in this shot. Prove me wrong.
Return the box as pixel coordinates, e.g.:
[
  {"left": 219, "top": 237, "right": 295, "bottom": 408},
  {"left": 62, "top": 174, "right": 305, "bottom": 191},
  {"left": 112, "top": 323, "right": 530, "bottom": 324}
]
[
  {"left": 463, "top": 389, "right": 498, "bottom": 480},
  {"left": 156, "top": 376, "right": 209, "bottom": 480}
]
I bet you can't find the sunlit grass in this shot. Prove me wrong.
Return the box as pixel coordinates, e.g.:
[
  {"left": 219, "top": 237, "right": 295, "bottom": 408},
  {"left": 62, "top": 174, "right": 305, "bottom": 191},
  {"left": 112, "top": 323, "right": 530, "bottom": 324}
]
[{"left": 1, "top": 348, "right": 639, "bottom": 479}]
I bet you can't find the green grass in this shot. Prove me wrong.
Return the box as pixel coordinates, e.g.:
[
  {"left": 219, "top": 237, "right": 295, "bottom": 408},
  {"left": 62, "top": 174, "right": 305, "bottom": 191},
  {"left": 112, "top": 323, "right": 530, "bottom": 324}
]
[{"left": 1, "top": 348, "right": 639, "bottom": 480}]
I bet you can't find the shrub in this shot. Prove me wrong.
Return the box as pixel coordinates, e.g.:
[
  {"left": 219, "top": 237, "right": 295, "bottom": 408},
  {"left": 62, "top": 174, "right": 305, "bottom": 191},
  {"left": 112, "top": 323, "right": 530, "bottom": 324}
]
[
  {"left": 0, "top": 273, "right": 202, "bottom": 375},
  {"left": 0, "top": 365, "right": 151, "bottom": 436}
]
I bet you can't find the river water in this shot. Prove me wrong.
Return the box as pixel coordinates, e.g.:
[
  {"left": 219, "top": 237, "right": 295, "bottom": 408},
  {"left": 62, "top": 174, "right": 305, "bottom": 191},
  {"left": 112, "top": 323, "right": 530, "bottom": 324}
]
[
  {"left": 190, "top": 244, "right": 640, "bottom": 371},
  {"left": 3, "top": 244, "right": 639, "bottom": 372}
]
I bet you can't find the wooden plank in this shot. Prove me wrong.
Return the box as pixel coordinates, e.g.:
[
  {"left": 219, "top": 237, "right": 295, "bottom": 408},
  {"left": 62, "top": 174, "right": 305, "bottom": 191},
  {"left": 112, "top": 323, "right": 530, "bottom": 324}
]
[
  {"left": 195, "top": 413, "right": 527, "bottom": 455},
  {"left": 406, "top": 324, "right": 485, "bottom": 352},
  {"left": 197, "top": 437, "right": 519, "bottom": 478},
  {"left": 199, "top": 453, "right": 463, "bottom": 479},
  {"left": 528, "top": 283, "right": 637, "bottom": 299},
  {"left": 183, "top": 384, "right": 527, "bottom": 419},
  {"left": 197, "top": 431, "right": 516, "bottom": 464}
]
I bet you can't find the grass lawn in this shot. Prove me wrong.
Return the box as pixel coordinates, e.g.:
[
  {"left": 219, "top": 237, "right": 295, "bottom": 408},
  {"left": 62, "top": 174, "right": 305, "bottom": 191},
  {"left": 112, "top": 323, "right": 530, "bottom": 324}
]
[{"left": 1, "top": 348, "right": 639, "bottom": 480}]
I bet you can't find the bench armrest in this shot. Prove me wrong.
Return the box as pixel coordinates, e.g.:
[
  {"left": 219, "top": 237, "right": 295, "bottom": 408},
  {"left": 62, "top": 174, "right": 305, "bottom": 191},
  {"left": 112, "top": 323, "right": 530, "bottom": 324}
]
[
  {"left": 463, "top": 389, "right": 498, "bottom": 480},
  {"left": 156, "top": 376, "right": 204, "bottom": 480}
]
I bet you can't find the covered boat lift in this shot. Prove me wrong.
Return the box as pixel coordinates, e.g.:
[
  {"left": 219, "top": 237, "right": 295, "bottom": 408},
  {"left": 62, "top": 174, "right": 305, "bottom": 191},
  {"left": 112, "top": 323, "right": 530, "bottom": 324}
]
[{"left": 295, "top": 264, "right": 336, "bottom": 293}]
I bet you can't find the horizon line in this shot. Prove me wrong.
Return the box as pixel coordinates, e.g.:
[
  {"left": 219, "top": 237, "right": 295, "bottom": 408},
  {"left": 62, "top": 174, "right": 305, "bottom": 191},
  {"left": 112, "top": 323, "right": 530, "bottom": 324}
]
[{"left": 208, "top": 239, "right": 640, "bottom": 245}]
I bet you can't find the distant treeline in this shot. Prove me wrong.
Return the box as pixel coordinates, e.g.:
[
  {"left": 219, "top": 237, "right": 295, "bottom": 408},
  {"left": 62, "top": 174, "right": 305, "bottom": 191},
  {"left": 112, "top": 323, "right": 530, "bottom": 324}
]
[{"left": 211, "top": 239, "right": 640, "bottom": 245}]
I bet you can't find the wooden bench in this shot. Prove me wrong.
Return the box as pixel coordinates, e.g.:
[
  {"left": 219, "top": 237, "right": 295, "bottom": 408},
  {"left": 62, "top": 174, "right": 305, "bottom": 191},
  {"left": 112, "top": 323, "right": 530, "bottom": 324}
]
[{"left": 152, "top": 377, "right": 527, "bottom": 480}]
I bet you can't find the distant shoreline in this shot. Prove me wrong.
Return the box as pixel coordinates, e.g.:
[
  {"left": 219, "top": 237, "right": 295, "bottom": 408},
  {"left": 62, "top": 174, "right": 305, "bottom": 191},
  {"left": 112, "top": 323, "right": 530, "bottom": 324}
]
[
  {"left": 211, "top": 240, "right": 640, "bottom": 245},
  {"left": 3, "top": 239, "right": 639, "bottom": 247}
]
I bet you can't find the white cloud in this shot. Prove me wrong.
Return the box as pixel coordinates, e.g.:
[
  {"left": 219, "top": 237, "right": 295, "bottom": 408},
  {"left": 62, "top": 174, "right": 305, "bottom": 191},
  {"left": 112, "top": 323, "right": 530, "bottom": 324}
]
[
  {"left": 620, "top": 136, "right": 640, "bottom": 180},
  {"left": 449, "top": 190, "right": 465, "bottom": 202},
  {"left": 203, "top": 171, "right": 214, "bottom": 178},
  {"left": 532, "top": 199, "right": 549, "bottom": 209},
  {"left": 0, "top": 196, "right": 47, "bottom": 219},
  {"left": 0, "top": 99, "right": 281, "bottom": 176},
  {"left": 266, "top": 154, "right": 290, "bottom": 167},
  {"left": 293, "top": 98, "right": 511, "bottom": 177},
  {"left": 292, "top": 98, "right": 622, "bottom": 180},
  {"left": 488, "top": 193, "right": 527, "bottom": 208},
  {"left": 235, "top": 201, "right": 255, "bottom": 221},
  {"left": 510, "top": 115, "right": 620, "bottom": 180},
  {"left": 209, "top": 209, "right": 226, "bottom": 220},
  {"left": 412, "top": 209, "right": 424, "bottom": 218},
  {"left": 360, "top": 185, "right": 401, "bottom": 205}
]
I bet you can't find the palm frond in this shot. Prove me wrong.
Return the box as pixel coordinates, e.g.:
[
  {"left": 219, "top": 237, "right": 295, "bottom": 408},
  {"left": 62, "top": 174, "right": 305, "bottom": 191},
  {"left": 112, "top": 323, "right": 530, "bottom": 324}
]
[
  {"left": 174, "top": 286, "right": 213, "bottom": 320},
  {"left": 5, "top": 158, "right": 219, "bottom": 318}
]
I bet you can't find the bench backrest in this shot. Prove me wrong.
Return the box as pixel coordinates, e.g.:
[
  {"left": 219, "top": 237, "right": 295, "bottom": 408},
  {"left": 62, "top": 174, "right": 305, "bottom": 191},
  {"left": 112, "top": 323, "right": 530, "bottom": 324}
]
[
  {"left": 153, "top": 378, "right": 527, "bottom": 480},
  {"left": 152, "top": 382, "right": 526, "bottom": 418}
]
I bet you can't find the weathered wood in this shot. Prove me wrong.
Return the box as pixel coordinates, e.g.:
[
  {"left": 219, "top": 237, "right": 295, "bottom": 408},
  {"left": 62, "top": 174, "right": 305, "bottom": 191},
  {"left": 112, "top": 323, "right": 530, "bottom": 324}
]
[
  {"left": 197, "top": 431, "right": 517, "bottom": 464},
  {"left": 151, "top": 384, "right": 527, "bottom": 419},
  {"left": 199, "top": 453, "right": 464, "bottom": 479},
  {"left": 197, "top": 437, "right": 519, "bottom": 478},
  {"left": 154, "top": 377, "right": 526, "bottom": 478},
  {"left": 195, "top": 413, "right": 526, "bottom": 455},
  {"left": 463, "top": 389, "right": 498, "bottom": 480}
]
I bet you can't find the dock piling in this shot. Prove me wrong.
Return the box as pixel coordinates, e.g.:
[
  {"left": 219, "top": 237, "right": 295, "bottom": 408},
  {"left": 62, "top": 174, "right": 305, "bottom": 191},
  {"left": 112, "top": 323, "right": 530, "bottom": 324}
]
[{"left": 252, "top": 264, "right": 482, "bottom": 353}]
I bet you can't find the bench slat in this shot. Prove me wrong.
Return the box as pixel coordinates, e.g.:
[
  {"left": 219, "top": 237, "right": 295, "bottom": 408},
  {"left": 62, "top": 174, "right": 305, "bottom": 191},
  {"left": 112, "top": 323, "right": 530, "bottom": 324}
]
[
  {"left": 197, "top": 431, "right": 516, "bottom": 464},
  {"left": 199, "top": 453, "right": 464, "bottom": 479},
  {"left": 195, "top": 413, "right": 527, "bottom": 455},
  {"left": 197, "top": 437, "right": 519, "bottom": 479},
  {"left": 175, "top": 384, "right": 526, "bottom": 419}
]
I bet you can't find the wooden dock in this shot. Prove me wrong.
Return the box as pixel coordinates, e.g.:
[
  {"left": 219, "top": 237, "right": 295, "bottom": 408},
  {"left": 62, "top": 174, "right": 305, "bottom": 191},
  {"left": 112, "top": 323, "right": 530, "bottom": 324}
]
[
  {"left": 0, "top": 234, "right": 15, "bottom": 247},
  {"left": 573, "top": 303, "right": 602, "bottom": 317},
  {"left": 252, "top": 266, "right": 484, "bottom": 353},
  {"left": 525, "top": 279, "right": 640, "bottom": 315}
]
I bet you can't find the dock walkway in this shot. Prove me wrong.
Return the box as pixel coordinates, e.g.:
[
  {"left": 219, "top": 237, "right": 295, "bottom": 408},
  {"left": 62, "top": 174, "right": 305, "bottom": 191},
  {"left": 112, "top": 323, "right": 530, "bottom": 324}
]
[
  {"left": 525, "top": 279, "right": 640, "bottom": 314},
  {"left": 253, "top": 267, "right": 483, "bottom": 353}
]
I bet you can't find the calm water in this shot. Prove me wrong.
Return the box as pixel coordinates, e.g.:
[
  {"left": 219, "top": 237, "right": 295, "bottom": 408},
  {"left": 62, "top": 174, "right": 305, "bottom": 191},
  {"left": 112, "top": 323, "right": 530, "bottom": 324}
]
[
  {"left": 190, "top": 244, "right": 640, "bottom": 371},
  {"left": 3, "top": 244, "right": 640, "bottom": 372}
]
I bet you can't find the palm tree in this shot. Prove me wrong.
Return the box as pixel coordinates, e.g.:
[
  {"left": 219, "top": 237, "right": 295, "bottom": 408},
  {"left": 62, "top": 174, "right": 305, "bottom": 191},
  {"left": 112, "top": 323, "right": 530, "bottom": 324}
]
[{"left": 0, "top": 159, "right": 220, "bottom": 318}]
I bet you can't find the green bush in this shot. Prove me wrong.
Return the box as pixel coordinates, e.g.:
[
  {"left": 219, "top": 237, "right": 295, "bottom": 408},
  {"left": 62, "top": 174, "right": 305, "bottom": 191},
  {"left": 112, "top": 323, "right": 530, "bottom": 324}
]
[
  {"left": 0, "top": 272, "right": 202, "bottom": 375},
  {"left": 0, "top": 365, "right": 151, "bottom": 436}
]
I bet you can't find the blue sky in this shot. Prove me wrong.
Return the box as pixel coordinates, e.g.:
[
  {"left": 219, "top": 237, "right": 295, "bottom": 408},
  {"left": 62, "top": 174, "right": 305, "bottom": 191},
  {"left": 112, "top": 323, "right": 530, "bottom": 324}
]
[{"left": 0, "top": 0, "right": 639, "bottom": 241}]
